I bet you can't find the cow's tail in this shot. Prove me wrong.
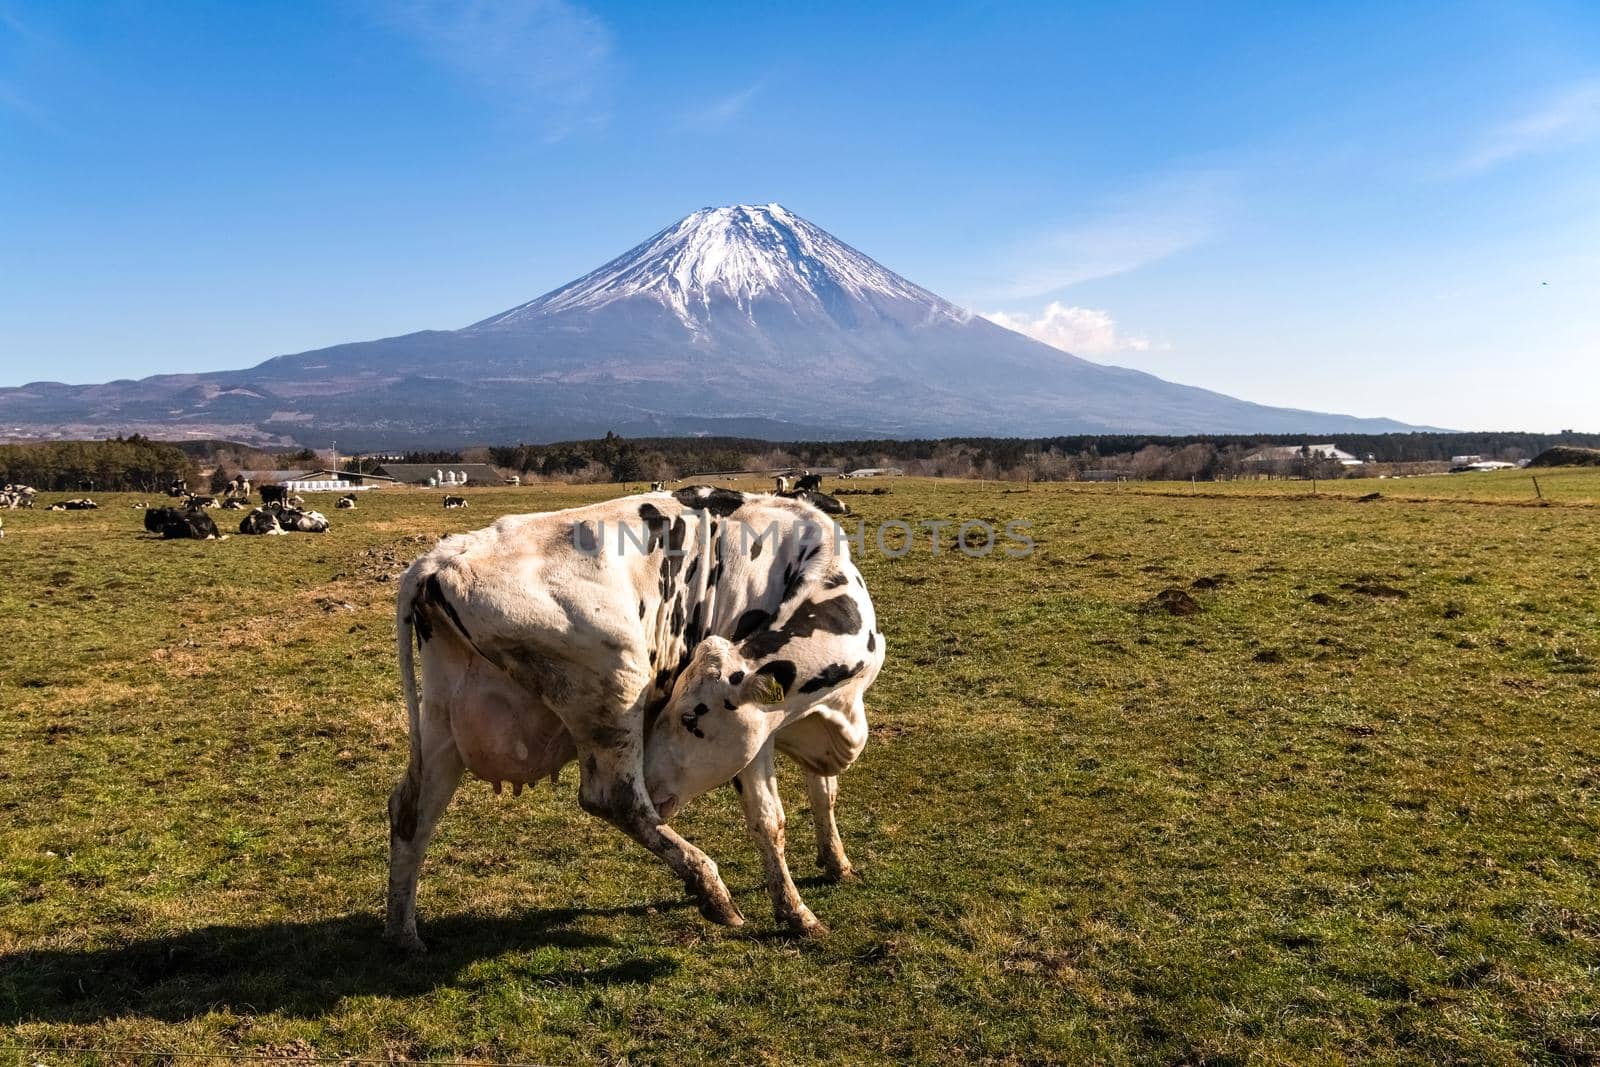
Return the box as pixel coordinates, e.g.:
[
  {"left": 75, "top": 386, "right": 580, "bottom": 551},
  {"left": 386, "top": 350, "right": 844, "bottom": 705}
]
[{"left": 396, "top": 564, "right": 426, "bottom": 770}]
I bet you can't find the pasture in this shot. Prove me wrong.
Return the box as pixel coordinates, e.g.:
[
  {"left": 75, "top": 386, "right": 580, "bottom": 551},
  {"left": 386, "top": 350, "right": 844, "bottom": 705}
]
[{"left": 3, "top": 471, "right": 1599, "bottom": 1064}]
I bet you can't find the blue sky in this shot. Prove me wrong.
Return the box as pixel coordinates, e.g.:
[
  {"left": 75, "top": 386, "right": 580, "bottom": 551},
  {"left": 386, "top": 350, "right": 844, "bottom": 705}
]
[{"left": 2, "top": 1, "right": 1596, "bottom": 431}]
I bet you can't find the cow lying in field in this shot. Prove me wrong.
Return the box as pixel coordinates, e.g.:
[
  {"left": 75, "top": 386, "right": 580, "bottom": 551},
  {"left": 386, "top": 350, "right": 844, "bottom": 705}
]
[
  {"left": 50, "top": 498, "right": 99, "bottom": 511},
  {"left": 259, "top": 485, "right": 289, "bottom": 506},
  {"left": 238, "top": 507, "right": 284, "bottom": 535},
  {"left": 386, "top": 485, "right": 884, "bottom": 951},
  {"left": 277, "top": 506, "right": 329, "bottom": 533},
  {"left": 336, "top": 494, "right": 357, "bottom": 510},
  {"left": 1, "top": 484, "right": 36, "bottom": 509},
  {"left": 442, "top": 495, "right": 468, "bottom": 509},
  {"left": 144, "top": 506, "right": 221, "bottom": 540}
]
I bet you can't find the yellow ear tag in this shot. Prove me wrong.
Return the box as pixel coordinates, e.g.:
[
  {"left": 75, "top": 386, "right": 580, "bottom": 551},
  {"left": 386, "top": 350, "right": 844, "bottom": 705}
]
[{"left": 754, "top": 674, "right": 786, "bottom": 705}]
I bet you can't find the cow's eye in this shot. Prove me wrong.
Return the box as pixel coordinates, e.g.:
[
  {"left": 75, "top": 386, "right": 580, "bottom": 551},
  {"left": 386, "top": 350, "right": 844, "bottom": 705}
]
[{"left": 724, "top": 700, "right": 736, "bottom": 710}]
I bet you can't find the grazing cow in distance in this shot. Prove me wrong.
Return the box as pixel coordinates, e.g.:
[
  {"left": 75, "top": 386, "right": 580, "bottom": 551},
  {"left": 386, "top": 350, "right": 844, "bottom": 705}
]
[
  {"left": 385, "top": 485, "right": 885, "bottom": 951},
  {"left": 259, "top": 484, "right": 289, "bottom": 506},
  {"left": 336, "top": 494, "right": 357, "bottom": 510},
  {"left": 650, "top": 481, "right": 666, "bottom": 492},
  {"left": 442, "top": 496, "right": 468, "bottom": 509},
  {"left": 239, "top": 507, "right": 284, "bottom": 535},
  {"left": 794, "top": 473, "right": 823, "bottom": 493}
]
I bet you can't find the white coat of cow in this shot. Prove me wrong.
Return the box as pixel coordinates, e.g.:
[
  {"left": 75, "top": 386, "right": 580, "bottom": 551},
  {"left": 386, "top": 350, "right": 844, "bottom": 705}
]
[{"left": 386, "top": 486, "right": 884, "bottom": 950}]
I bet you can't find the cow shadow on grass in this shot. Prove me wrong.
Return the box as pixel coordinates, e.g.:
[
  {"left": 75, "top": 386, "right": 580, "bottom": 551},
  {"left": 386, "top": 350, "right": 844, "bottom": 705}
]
[{"left": 0, "top": 903, "right": 683, "bottom": 1025}]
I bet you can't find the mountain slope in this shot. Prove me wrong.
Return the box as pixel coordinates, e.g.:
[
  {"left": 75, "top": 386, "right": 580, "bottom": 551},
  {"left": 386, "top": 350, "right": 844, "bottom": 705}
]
[{"left": 0, "top": 204, "right": 1426, "bottom": 447}]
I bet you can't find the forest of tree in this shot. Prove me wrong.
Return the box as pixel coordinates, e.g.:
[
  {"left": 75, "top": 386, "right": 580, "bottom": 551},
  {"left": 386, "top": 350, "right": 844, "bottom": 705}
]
[
  {"left": 0, "top": 436, "right": 198, "bottom": 491},
  {"left": 8, "top": 430, "right": 1596, "bottom": 489}
]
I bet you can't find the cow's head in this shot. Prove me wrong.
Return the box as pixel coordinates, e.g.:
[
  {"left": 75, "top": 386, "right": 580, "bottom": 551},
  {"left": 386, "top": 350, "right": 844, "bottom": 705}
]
[{"left": 644, "top": 636, "right": 789, "bottom": 820}]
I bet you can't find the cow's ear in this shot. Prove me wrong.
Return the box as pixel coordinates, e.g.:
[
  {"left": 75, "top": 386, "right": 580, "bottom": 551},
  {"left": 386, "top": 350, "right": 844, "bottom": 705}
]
[{"left": 743, "top": 669, "right": 786, "bottom": 706}]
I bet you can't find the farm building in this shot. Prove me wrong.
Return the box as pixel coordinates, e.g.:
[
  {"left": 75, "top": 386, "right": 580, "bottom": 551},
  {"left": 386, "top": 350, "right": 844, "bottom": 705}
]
[
  {"left": 1242, "top": 444, "right": 1364, "bottom": 467},
  {"left": 368, "top": 462, "right": 504, "bottom": 486},
  {"left": 841, "top": 467, "right": 906, "bottom": 478}
]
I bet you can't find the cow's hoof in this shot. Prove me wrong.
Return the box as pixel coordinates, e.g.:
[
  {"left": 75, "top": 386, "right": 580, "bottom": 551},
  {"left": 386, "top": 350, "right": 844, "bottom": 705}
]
[
  {"left": 386, "top": 929, "right": 428, "bottom": 955},
  {"left": 819, "top": 862, "right": 858, "bottom": 883},
  {"left": 697, "top": 895, "right": 746, "bottom": 928},
  {"left": 784, "top": 912, "right": 830, "bottom": 938}
]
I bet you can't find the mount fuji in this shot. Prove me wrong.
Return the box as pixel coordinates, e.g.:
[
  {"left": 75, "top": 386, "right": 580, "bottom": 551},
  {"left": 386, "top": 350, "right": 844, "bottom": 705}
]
[{"left": 0, "top": 204, "right": 1422, "bottom": 447}]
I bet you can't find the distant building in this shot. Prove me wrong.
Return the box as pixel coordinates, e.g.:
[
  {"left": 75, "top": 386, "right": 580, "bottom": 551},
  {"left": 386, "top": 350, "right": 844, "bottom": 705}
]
[
  {"left": 841, "top": 467, "right": 905, "bottom": 478},
  {"left": 369, "top": 462, "right": 504, "bottom": 486},
  {"left": 1242, "top": 443, "right": 1363, "bottom": 467},
  {"left": 1450, "top": 454, "right": 1483, "bottom": 466}
]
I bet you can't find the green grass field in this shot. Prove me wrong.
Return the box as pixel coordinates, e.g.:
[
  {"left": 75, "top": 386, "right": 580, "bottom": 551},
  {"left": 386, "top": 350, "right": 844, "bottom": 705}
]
[{"left": 3, "top": 474, "right": 1598, "bottom": 1064}]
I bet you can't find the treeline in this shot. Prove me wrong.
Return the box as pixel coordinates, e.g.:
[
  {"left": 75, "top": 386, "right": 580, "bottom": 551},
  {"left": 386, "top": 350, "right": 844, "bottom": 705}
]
[
  {"left": 0, "top": 436, "right": 198, "bottom": 491},
  {"left": 465, "top": 430, "right": 1600, "bottom": 483}
]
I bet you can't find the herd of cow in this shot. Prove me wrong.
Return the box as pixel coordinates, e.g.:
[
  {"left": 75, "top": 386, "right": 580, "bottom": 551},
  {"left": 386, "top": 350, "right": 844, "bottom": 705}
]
[{"left": 18, "top": 469, "right": 884, "bottom": 939}]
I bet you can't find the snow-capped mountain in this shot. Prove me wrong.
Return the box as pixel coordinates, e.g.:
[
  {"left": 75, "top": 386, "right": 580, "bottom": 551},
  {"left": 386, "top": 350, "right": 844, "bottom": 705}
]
[{"left": 0, "top": 204, "right": 1424, "bottom": 447}]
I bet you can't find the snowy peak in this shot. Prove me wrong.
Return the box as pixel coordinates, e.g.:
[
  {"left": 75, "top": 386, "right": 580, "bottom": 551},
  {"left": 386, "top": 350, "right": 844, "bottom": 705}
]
[{"left": 470, "top": 203, "right": 968, "bottom": 331}]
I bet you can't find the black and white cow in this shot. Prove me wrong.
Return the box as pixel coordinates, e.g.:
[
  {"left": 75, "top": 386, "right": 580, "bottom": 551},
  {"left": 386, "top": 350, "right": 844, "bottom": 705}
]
[
  {"left": 386, "top": 485, "right": 884, "bottom": 951},
  {"left": 145, "top": 506, "right": 220, "bottom": 540},
  {"left": 794, "top": 473, "right": 823, "bottom": 493},
  {"left": 259, "top": 484, "right": 289, "bottom": 506},
  {"left": 442, "top": 495, "right": 468, "bottom": 509},
  {"left": 336, "top": 494, "right": 357, "bottom": 510},
  {"left": 238, "top": 507, "right": 284, "bottom": 535},
  {"left": 51, "top": 498, "right": 99, "bottom": 511},
  {"left": 276, "top": 507, "right": 330, "bottom": 533}
]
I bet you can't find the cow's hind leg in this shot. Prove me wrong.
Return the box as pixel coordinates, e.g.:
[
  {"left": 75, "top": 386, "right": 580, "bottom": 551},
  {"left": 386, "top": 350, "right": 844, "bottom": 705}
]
[
  {"left": 385, "top": 715, "right": 464, "bottom": 953},
  {"left": 804, "top": 771, "right": 857, "bottom": 882},
  {"left": 738, "top": 742, "right": 827, "bottom": 936},
  {"left": 577, "top": 738, "right": 744, "bottom": 927}
]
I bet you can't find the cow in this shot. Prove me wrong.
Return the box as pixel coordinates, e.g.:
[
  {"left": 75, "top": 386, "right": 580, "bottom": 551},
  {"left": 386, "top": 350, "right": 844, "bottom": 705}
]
[
  {"left": 1, "top": 485, "right": 36, "bottom": 509},
  {"left": 166, "top": 479, "right": 189, "bottom": 498},
  {"left": 146, "top": 506, "right": 220, "bottom": 540},
  {"left": 649, "top": 481, "right": 666, "bottom": 492},
  {"left": 442, "top": 496, "right": 468, "bottom": 509},
  {"left": 222, "top": 499, "right": 246, "bottom": 510},
  {"left": 774, "top": 475, "right": 793, "bottom": 494},
  {"left": 238, "top": 507, "right": 284, "bottom": 535},
  {"left": 185, "top": 494, "right": 219, "bottom": 510},
  {"left": 336, "top": 494, "right": 357, "bottom": 510},
  {"left": 277, "top": 507, "right": 330, "bottom": 533},
  {"left": 52, "top": 498, "right": 98, "bottom": 511},
  {"left": 794, "top": 473, "right": 823, "bottom": 493},
  {"left": 385, "top": 485, "right": 885, "bottom": 952},
  {"left": 259, "top": 484, "right": 289, "bottom": 506}
]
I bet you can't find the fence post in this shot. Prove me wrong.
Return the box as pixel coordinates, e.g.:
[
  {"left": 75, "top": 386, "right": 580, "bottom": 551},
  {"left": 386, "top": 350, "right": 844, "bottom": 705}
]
[{"left": 1533, "top": 476, "right": 1543, "bottom": 500}]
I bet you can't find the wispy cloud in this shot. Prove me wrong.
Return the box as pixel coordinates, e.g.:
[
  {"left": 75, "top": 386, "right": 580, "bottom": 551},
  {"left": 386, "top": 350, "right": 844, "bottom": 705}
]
[
  {"left": 1459, "top": 79, "right": 1600, "bottom": 174},
  {"left": 983, "top": 302, "right": 1153, "bottom": 357},
  {"left": 979, "top": 171, "right": 1235, "bottom": 300},
  {"left": 681, "top": 83, "right": 762, "bottom": 130},
  {"left": 382, "top": 0, "right": 613, "bottom": 138}
]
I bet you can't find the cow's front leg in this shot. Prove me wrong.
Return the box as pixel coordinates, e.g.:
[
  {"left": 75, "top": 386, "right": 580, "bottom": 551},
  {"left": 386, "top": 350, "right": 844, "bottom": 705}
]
[
  {"left": 804, "top": 770, "right": 857, "bottom": 882},
  {"left": 577, "top": 735, "right": 743, "bottom": 927},
  {"left": 385, "top": 719, "right": 465, "bottom": 953},
  {"left": 737, "top": 742, "right": 827, "bottom": 936}
]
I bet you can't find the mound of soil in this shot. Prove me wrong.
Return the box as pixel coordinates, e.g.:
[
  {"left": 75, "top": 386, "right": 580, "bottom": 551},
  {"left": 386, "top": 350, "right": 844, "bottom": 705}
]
[
  {"left": 1308, "top": 591, "right": 1340, "bottom": 606},
  {"left": 1341, "top": 580, "right": 1409, "bottom": 598},
  {"left": 1143, "top": 588, "right": 1203, "bottom": 616},
  {"left": 1528, "top": 446, "right": 1600, "bottom": 468}
]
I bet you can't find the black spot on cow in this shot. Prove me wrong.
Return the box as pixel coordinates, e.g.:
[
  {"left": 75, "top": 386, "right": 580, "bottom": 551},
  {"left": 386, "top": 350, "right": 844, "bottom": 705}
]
[
  {"left": 754, "top": 659, "right": 797, "bottom": 696},
  {"left": 686, "top": 603, "right": 704, "bottom": 645},
  {"left": 732, "top": 608, "right": 773, "bottom": 643},
  {"left": 670, "top": 598, "right": 685, "bottom": 636},
  {"left": 799, "top": 661, "right": 864, "bottom": 694},
  {"left": 424, "top": 574, "right": 471, "bottom": 640},
  {"left": 686, "top": 556, "right": 700, "bottom": 585},
  {"left": 390, "top": 774, "right": 420, "bottom": 843},
  {"left": 673, "top": 486, "right": 746, "bottom": 517},
  {"left": 728, "top": 671, "right": 745, "bottom": 685},
  {"left": 741, "top": 596, "right": 864, "bottom": 658},
  {"left": 681, "top": 702, "right": 710, "bottom": 739},
  {"left": 867, "top": 630, "right": 876, "bottom": 652},
  {"left": 411, "top": 608, "right": 434, "bottom": 644},
  {"left": 638, "top": 503, "right": 671, "bottom": 553},
  {"left": 750, "top": 537, "right": 764, "bottom": 560},
  {"left": 590, "top": 723, "right": 630, "bottom": 749},
  {"left": 822, "top": 571, "right": 849, "bottom": 589},
  {"left": 723, "top": 699, "right": 736, "bottom": 710},
  {"left": 639, "top": 599, "right": 647, "bottom": 619},
  {"left": 572, "top": 521, "right": 599, "bottom": 554},
  {"left": 654, "top": 668, "right": 672, "bottom": 693}
]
